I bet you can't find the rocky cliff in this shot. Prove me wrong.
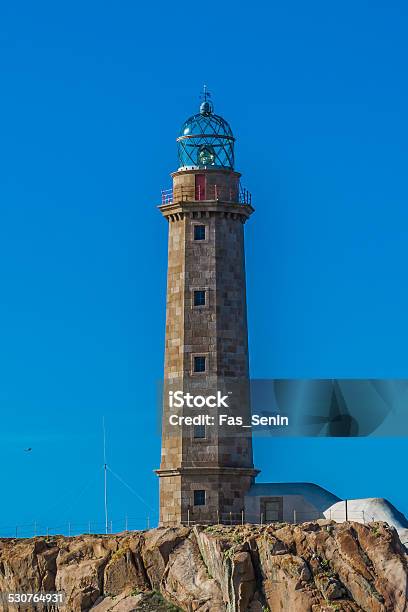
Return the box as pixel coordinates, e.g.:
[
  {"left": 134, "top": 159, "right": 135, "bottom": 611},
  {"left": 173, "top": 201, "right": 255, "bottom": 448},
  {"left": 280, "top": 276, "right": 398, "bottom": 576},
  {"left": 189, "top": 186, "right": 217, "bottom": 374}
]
[{"left": 0, "top": 521, "right": 407, "bottom": 612}]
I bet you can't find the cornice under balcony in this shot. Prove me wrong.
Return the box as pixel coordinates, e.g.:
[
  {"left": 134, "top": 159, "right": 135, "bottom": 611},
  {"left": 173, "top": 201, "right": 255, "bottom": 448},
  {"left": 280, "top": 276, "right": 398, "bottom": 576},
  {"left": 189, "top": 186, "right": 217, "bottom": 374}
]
[{"left": 158, "top": 200, "right": 254, "bottom": 223}]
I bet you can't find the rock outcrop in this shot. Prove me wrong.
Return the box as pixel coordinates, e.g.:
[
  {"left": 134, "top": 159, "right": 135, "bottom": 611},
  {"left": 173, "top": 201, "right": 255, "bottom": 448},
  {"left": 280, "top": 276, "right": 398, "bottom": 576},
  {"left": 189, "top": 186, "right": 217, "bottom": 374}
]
[{"left": 0, "top": 521, "right": 407, "bottom": 611}]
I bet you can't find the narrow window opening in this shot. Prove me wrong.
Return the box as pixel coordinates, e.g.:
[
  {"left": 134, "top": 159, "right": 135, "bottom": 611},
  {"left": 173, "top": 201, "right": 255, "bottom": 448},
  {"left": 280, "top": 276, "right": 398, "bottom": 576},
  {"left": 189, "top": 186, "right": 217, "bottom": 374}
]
[
  {"left": 194, "top": 424, "right": 206, "bottom": 439},
  {"left": 194, "top": 225, "right": 206, "bottom": 241},
  {"left": 193, "top": 356, "right": 206, "bottom": 373},
  {"left": 194, "top": 290, "right": 206, "bottom": 307},
  {"left": 194, "top": 490, "right": 206, "bottom": 506}
]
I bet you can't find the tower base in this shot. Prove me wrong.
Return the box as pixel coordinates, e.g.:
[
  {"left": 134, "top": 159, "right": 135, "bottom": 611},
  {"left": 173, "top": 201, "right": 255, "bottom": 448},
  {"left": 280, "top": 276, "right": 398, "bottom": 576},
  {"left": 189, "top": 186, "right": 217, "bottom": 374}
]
[{"left": 156, "top": 466, "right": 260, "bottom": 526}]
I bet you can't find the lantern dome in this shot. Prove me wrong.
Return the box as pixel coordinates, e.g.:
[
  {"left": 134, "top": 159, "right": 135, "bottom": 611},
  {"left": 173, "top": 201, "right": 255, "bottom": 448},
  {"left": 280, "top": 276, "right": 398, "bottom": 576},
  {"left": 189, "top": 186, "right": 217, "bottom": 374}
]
[{"left": 176, "top": 93, "right": 235, "bottom": 170}]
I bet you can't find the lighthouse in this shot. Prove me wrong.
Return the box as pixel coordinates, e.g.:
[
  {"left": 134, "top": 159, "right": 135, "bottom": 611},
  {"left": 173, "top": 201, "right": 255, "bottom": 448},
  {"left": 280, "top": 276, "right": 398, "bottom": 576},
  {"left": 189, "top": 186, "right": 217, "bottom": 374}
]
[
  {"left": 154, "top": 92, "right": 408, "bottom": 538},
  {"left": 156, "top": 90, "right": 258, "bottom": 526}
]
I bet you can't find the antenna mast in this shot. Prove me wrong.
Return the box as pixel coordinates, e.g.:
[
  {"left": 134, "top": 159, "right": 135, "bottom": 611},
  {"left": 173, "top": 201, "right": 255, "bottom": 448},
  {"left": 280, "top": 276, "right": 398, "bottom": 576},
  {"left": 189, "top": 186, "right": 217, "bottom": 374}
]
[{"left": 103, "top": 417, "right": 108, "bottom": 534}]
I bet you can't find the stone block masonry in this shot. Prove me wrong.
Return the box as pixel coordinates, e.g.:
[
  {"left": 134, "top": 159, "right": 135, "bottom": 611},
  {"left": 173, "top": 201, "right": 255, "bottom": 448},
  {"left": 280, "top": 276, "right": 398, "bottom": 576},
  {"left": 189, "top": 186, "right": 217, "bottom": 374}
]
[{"left": 156, "top": 168, "right": 258, "bottom": 526}]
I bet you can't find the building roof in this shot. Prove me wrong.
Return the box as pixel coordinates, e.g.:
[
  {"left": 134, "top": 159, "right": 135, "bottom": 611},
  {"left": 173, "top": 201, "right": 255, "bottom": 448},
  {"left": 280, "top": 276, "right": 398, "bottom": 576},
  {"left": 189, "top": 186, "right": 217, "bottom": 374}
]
[{"left": 247, "top": 482, "right": 341, "bottom": 512}]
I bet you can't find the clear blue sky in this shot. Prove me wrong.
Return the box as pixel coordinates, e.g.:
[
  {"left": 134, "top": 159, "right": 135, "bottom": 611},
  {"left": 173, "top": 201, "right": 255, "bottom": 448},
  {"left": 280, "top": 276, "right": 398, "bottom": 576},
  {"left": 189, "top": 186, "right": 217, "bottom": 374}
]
[{"left": 1, "top": 1, "right": 408, "bottom": 536}]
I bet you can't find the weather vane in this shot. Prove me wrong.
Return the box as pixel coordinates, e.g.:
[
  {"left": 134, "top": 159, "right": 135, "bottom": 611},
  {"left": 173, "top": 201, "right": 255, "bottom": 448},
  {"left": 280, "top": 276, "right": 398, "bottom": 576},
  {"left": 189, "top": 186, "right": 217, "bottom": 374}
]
[{"left": 200, "top": 84, "right": 211, "bottom": 103}]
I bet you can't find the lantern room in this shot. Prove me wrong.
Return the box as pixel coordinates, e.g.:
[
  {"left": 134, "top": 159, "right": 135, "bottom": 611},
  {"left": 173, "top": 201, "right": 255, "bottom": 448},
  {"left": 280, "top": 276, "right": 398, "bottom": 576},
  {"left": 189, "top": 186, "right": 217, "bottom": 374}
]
[{"left": 176, "top": 89, "right": 235, "bottom": 170}]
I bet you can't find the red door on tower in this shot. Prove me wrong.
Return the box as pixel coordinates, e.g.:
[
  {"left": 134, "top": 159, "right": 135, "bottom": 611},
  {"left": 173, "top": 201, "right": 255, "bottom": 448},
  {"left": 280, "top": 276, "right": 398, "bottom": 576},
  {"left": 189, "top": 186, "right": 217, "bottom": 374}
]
[{"left": 195, "top": 174, "right": 206, "bottom": 201}]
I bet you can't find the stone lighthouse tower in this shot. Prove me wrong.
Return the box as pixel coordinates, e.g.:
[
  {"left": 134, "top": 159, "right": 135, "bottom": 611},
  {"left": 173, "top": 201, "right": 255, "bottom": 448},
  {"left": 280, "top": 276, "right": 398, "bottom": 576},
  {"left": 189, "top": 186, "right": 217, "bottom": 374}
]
[{"left": 156, "top": 91, "right": 258, "bottom": 526}]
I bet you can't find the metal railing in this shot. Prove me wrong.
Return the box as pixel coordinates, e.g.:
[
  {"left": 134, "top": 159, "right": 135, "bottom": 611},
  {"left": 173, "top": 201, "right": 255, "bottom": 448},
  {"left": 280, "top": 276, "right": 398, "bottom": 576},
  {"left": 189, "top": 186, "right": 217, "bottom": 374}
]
[
  {"left": 2, "top": 509, "right": 374, "bottom": 538},
  {"left": 161, "top": 184, "right": 252, "bottom": 206},
  {"left": 166, "top": 508, "right": 368, "bottom": 527},
  {"left": 239, "top": 186, "right": 252, "bottom": 205},
  {"left": 0, "top": 515, "right": 159, "bottom": 539},
  {"left": 161, "top": 188, "right": 173, "bottom": 205}
]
